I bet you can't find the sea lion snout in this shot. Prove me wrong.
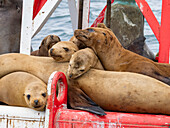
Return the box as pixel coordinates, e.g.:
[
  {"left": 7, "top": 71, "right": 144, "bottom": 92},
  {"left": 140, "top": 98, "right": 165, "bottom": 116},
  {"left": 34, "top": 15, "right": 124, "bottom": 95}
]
[
  {"left": 34, "top": 100, "right": 39, "bottom": 105},
  {"left": 49, "top": 48, "right": 54, "bottom": 54},
  {"left": 69, "top": 73, "right": 73, "bottom": 78}
]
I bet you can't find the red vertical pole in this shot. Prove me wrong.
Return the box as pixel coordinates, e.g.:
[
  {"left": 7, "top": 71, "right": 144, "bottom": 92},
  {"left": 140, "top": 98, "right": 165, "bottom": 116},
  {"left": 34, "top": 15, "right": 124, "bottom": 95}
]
[
  {"left": 159, "top": 0, "right": 170, "bottom": 63},
  {"left": 135, "top": 0, "right": 160, "bottom": 42},
  {"left": 33, "top": 0, "right": 47, "bottom": 19}
]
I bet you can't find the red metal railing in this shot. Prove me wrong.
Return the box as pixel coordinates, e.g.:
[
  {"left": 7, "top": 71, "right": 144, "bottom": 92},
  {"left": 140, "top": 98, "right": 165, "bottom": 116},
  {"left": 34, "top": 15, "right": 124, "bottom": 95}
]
[
  {"left": 33, "top": 0, "right": 47, "bottom": 19},
  {"left": 135, "top": 0, "right": 170, "bottom": 63},
  {"left": 47, "top": 72, "right": 170, "bottom": 128}
]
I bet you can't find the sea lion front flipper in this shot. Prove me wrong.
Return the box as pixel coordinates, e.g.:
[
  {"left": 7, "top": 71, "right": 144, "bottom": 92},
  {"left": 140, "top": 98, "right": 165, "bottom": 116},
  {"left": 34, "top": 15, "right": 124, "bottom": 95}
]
[{"left": 68, "top": 86, "right": 106, "bottom": 116}]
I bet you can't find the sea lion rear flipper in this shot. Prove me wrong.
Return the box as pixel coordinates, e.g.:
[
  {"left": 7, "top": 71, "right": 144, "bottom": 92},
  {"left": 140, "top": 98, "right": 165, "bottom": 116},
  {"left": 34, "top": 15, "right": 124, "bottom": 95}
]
[{"left": 68, "top": 86, "right": 106, "bottom": 116}]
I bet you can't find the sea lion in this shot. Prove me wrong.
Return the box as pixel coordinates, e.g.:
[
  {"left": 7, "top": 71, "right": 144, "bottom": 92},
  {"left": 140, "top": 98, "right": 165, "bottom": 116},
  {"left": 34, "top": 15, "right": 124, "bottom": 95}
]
[
  {"left": 49, "top": 41, "right": 78, "bottom": 62},
  {"left": 0, "top": 0, "right": 22, "bottom": 54},
  {"left": 68, "top": 48, "right": 104, "bottom": 79},
  {"left": 0, "top": 72, "right": 47, "bottom": 111},
  {"left": 0, "top": 53, "right": 105, "bottom": 115},
  {"left": 98, "top": 23, "right": 155, "bottom": 60},
  {"left": 74, "top": 26, "right": 170, "bottom": 85},
  {"left": 70, "top": 36, "right": 87, "bottom": 49},
  {"left": 31, "top": 35, "right": 61, "bottom": 56},
  {"left": 0, "top": 53, "right": 170, "bottom": 115},
  {"left": 69, "top": 69, "right": 170, "bottom": 115}
]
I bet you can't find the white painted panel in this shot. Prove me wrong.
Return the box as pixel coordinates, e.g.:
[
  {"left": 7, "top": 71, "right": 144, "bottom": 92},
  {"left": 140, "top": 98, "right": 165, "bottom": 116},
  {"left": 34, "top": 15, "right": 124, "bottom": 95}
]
[
  {"left": 82, "top": 0, "right": 90, "bottom": 29},
  {"left": 0, "top": 105, "right": 45, "bottom": 128},
  {"left": 68, "top": 0, "right": 78, "bottom": 31},
  {"left": 32, "top": 0, "right": 62, "bottom": 38},
  {"left": 20, "top": 0, "right": 34, "bottom": 55}
]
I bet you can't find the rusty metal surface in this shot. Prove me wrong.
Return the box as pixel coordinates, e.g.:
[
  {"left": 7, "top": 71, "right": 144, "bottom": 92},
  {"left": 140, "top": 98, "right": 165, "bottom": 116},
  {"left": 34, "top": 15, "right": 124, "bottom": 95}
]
[{"left": 0, "top": 105, "right": 45, "bottom": 128}]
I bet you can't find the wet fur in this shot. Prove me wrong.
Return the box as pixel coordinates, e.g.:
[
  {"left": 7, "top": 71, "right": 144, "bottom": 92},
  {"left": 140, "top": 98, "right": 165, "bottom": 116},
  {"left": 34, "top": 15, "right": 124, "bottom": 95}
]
[
  {"left": 49, "top": 41, "right": 79, "bottom": 62},
  {"left": 74, "top": 24, "right": 170, "bottom": 85},
  {"left": 68, "top": 48, "right": 104, "bottom": 79},
  {"left": 31, "top": 35, "right": 61, "bottom": 56},
  {"left": 0, "top": 72, "right": 47, "bottom": 111}
]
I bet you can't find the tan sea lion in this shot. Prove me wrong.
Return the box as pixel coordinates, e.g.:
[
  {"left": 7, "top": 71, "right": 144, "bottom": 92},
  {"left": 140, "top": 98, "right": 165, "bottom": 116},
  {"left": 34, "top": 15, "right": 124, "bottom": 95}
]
[
  {"left": 69, "top": 69, "right": 170, "bottom": 115},
  {"left": 70, "top": 36, "right": 87, "bottom": 49},
  {"left": 0, "top": 53, "right": 170, "bottom": 115},
  {"left": 49, "top": 41, "right": 78, "bottom": 62},
  {"left": 68, "top": 48, "right": 104, "bottom": 79},
  {"left": 0, "top": 72, "right": 47, "bottom": 111},
  {"left": 74, "top": 25, "right": 170, "bottom": 85},
  {"left": 31, "top": 35, "right": 61, "bottom": 56}
]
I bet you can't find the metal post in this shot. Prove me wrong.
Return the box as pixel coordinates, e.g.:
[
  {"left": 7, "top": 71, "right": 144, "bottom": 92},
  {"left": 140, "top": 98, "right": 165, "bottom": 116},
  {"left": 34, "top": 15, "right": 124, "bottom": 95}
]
[
  {"left": 78, "top": 0, "right": 84, "bottom": 29},
  {"left": 106, "top": 0, "right": 111, "bottom": 28}
]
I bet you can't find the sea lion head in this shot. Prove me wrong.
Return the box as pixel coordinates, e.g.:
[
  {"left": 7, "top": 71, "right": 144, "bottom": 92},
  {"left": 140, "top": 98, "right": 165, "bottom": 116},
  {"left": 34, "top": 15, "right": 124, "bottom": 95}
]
[
  {"left": 23, "top": 83, "right": 47, "bottom": 111},
  {"left": 49, "top": 41, "right": 79, "bottom": 62},
  {"left": 39, "top": 35, "right": 61, "bottom": 56},
  {"left": 74, "top": 25, "right": 115, "bottom": 53},
  {"left": 70, "top": 36, "right": 87, "bottom": 49},
  {"left": 67, "top": 48, "right": 94, "bottom": 79}
]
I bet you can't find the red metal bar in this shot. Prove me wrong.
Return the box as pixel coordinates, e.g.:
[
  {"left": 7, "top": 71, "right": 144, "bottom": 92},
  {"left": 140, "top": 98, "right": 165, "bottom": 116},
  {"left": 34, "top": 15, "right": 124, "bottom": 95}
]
[
  {"left": 135, "top": 0, "right": 170, "bottom": 63},
  {"left": 47, "top": 72, "right": 68, "bottom": 128},
  {"left": 159, "top": 0, "right": 170, "bottom": 63},
  {"left": 33, "top": 0, "right": 47, "bottom": 19},
  {"left": 47, "top": 72, "right": 170, "bottom": 128},
  {"left": 55, "top": 109, "right": 170, "bottom": 127},
  {"left": 135, "top": 0, "right": 160, "bottom": 42},
  {"left": 91, "top": 0, "right": 114, "bottom": 27}
]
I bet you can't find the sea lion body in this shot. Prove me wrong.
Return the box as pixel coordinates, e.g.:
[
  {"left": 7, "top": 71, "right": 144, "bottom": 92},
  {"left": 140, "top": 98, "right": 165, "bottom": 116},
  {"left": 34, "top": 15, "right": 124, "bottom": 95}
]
[
  {"left": 0, "top": 72, "right": 47, "bottom": 110},
  {"left": 68, "top": 48, "right": 104, "bottom": 79},
  {"left": 74, "top": 26, "right": 170, "bottom": 85},
  {"left": 0, "top": 53, "right": 170, "bottom": 115},
  {"left": 69, "top": 69, "right": 170, "bottom": 115},
  {"left": 49, "top": 41, "right": 78, "bottom": 62},
  {"left": 31, "top": 35, "right": 61, "bottom": 56},
  {"left": 0, "top": 53, "right": 68, "bottom": 83}
]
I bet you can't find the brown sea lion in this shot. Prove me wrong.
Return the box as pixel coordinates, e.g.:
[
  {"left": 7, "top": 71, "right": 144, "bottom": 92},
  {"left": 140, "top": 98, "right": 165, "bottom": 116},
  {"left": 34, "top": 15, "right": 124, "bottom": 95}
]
[
  {"left": 0, "top": 53, "right": 170, "bottom": 115},
  {"left": 31, "top": 35, "right": 61, "bottom": 56},
  {"left": 74, "top": 25, "right": 170, "bottom": 85},
  {"left": 69, "top": 69, "right": 170, "bottom": 115},
  {"left": 0, "top": 72, "right": 47, "bottom": 111},
  {"left": 49, "top": 41, "right": 78, "bottom": 62},
  {"left": 70, "top": 36, "right": 87, "bottom": 49},
  {"left": 68, "top": 48, "right": 104, "bottom": 79},
  {"left": 0, "top": 53, "right": 105, "bottom": 115},
  {"left": 0, "top": 0, "right": 22, "bottom": 54}
]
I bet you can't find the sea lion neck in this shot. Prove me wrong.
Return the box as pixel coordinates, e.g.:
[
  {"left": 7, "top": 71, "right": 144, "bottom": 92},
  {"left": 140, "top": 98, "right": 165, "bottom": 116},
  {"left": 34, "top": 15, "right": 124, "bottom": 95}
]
[{"left": 94, "top": 35, "right": 125, "bottom": 71}]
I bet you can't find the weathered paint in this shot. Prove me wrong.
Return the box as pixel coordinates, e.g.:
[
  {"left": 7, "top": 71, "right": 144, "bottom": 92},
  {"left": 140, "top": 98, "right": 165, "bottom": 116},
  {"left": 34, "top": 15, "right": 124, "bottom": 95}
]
[
  {"left": 46, "top": 72, "right": 170, "bottom": 128},
  {"left": 20, "top": 0, "right": 34, "bottom": 55},
  {"left": 135, "top": 0, "right": 170, "bottom": 63},
  {"left": 0, "top": 105, "right": 45, "bottom": 128}
]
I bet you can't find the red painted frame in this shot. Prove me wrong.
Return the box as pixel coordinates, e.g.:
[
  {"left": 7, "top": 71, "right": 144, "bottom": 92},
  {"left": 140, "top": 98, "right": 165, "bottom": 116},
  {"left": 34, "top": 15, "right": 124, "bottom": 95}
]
[
  {"left": 135, "top": 0, "right": 170, "bottom": 63},
  {"left": 47, "top": 72, "right": 170, "bottom": 128}
]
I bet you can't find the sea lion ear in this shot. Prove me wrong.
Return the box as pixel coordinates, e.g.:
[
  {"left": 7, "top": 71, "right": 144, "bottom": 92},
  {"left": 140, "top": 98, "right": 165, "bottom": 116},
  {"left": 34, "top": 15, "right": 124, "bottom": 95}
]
[
  {"left": 68, "top": 86, "right": 106, "bottom": 116},
  {"left": 23, "top": 94, "right": 25, "bottom": 96},
  {"left": 41, "top": 39, "right": 46, "bottom": 46},
  {"left": 58, "top": 37, "right": 61, "bottom": 41},
  {"left": 97, "top": 23, "right": 108, "bottom": 29}
]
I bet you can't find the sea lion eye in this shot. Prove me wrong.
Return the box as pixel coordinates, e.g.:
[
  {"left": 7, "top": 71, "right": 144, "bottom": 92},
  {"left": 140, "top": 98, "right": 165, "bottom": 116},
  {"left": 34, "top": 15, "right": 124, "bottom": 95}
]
[
  {"left": 50, "top": 35, "right": 54, "bottom": 40},
  {"left": 27, "top": 94, "right": 31, "bottom": 100},
  {"left": 42, "top": 93, "right": 46, "bottom": 97},
  {"left": 102, "top": 32, "right": 106, "bottom": 36},
  {"left": 63, "top": 47, "right": 69, "bottom": 52},
  {"left": 87, "top": 28, "right": 95, "bottom": 32},
  {"left": 80, "top": 69, "right": 85, "bottom": 72}
]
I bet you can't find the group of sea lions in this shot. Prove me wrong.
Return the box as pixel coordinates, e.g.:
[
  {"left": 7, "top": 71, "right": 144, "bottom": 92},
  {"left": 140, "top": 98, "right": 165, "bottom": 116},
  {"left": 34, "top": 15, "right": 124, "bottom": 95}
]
[{"left": 0, "top": 23, "right": 170, "bottom": 116}]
